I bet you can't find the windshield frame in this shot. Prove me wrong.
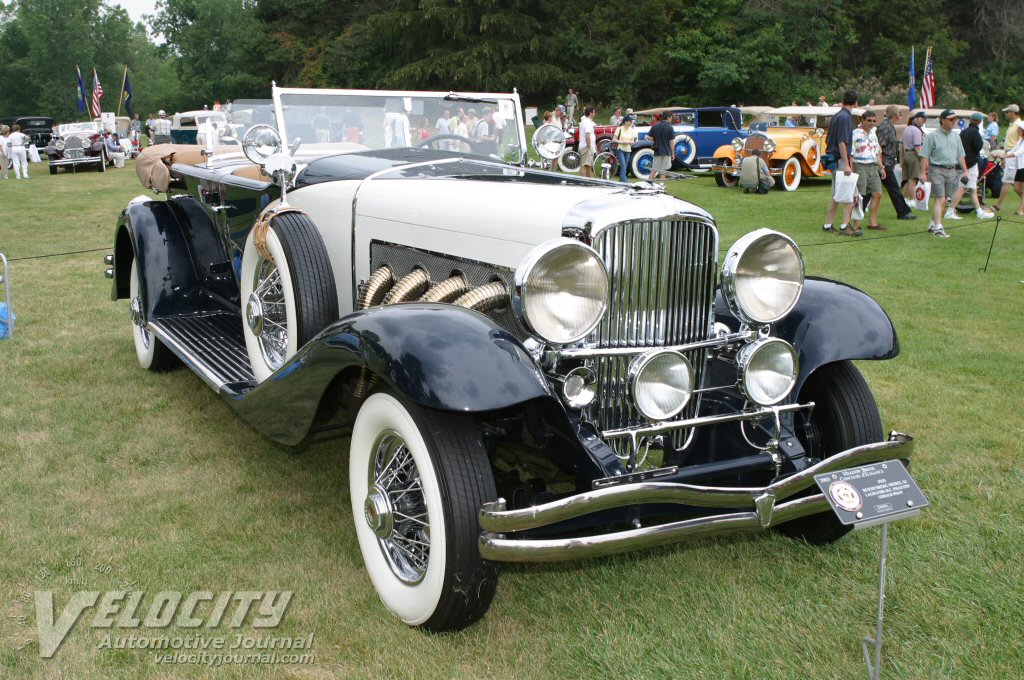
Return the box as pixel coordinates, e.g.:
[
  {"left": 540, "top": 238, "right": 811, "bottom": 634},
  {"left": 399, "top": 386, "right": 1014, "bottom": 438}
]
[{"left": 271, "top": 85, "right": 526, "bottom": 165}]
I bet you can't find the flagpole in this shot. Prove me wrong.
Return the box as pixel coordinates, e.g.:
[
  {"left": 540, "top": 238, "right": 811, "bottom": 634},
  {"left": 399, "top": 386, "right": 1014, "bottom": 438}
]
[{"left": 117, "top": 65, "right": 127, "bottom": 117}]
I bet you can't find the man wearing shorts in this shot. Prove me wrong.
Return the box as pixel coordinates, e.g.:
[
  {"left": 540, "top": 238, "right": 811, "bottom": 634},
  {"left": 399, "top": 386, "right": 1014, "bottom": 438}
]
[
  {"left": 901, "top": 111, "right": 926, "bottom": 200},
  {"left": 948, "top": 113, "right": 994, "bottom": 220},
  {"left": 850, "top": 110, "right": 886, "bottom": 231},
  {"left": 648, "top": 114, "right": 675, "bottom": 181},
  {"left": 578, "top": 106, "right": 597, "bottom": 178},
  {"left": 823, "top": 89, "right": 859, "bottom": 236},
  {"left": 994, "top": 104, "right": 1024, "bottom": 215},
  {"left": 919, "top": 109, "right": 968, "bottom": 238}
]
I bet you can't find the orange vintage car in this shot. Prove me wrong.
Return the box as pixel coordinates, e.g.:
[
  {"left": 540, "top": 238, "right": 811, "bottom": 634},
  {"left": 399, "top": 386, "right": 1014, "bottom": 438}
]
[{"left": 712, "top": 106, "right": 863, "bottom": 191}]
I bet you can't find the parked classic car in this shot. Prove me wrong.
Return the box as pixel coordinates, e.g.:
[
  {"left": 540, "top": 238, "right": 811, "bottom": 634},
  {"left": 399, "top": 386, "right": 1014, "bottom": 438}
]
[
  {"left": 711, "top": 106, "right": 859, "bottom": 191},
  {"left": 629, "top": 106, "right": 746, "bottom": 178},
  {"left": 0, "top": 115, "right": 54, "bottom": 146},
  {"left": 170, "top": 110, "right": 233, "bottom": 144},
  {"left": 107, "top": 86, "right": 914, "bottom": 632},
  {"left": 44, "top": 122, "right": 106, "bottom": 174}
]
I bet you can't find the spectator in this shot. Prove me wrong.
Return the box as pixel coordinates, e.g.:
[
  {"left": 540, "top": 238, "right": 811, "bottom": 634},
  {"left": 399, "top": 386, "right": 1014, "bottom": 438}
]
[
  {"left": 130, "top": 114, "right": 142, "bottom": 148},
  {"left": 822, "top": 89, "right": 858, "bottom": 235},
  {"left": 104, "top": 132, "right": 125, "bottom": 168},
  {"left": 985, "top": 112, "right": 1000, "bottom": 147},
  {"left": 0, "top": 126, "right": 9, "bottom": 179},
  {"left": 542, "top": 110, "right": 554, "bottom": 126},
  {"left": 647, "top": 113, "right": 675, "bottom": 181},
  {"left": 578, "top": 106, "right": 597, "bottom": 178},
  {"left": 950, "top": 112, "right": 995, "bottom": 219},
  {"left": 7, "top": 124, "right": 29, "bottom": 179},
  {"left": 312, "top": 107, "right": 332, "bottom": 143},
  {"left": 919, "top": 109, "right": 968, "bottom": 237},
  {"left": 994, "top": 104, "right": 1024, "bottom": 215},
  {"left": 739, "top": 150, "right": 773, "bottom": 194},
  {"left": 565, "top": 88, "right": 579, "bottom": 125},
  {"left": 818, "top": 95, "right": 830, "bottom": 107},
  {"left": 609, "top": 107, "right": 623, "bottom": 126},
  {"left": 343, "top": 107, "right": 364, "bottom": 143},
  {"left": 611, "top": 114, "right": 637, "bottom": 182},
  {"left": 901, "top": 111, "right": 926, "bottom": 200},
  {"left": 877, "top": 106, "right": 916, "bottom": 221},
  {"left": 152, "top": 110, "right": 172, "bottom": 145},
  {"left": 145, "top": 112, "right": 155, "bottom": 145},
  {"left": 850, "top": 110, "right": 886, "bottom": 231},
  {"left": 474, "top": 108, "right": 498, "bottom": 156}
]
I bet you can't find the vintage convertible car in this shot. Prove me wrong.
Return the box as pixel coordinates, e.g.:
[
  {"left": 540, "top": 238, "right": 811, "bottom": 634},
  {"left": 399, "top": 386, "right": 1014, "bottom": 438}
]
[
  {"left": 629, "top": 106, "right": 746, "bottom": 178},
  {"left": 106, "top": 86, "right": 914, "bottom": 633},
  {"left": 44, "top": 122, "right": 106, "bottom": 174},
  {"left": 0, "top": 115, "right": 54, "bottom": 146},
  {"left": 711, "top": 106, "right": 857, "bottom": 191}
]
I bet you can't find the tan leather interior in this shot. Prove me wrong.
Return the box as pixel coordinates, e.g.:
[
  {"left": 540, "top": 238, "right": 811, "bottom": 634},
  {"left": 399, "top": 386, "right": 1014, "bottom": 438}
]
[{"left": 136, "top": 144, "right": 266, "bottom": 192}]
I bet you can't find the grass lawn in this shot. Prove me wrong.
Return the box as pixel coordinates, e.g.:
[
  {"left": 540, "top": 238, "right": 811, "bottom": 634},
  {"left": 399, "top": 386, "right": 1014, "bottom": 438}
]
[{"left": 1, "top": 158, "right": 1022, "bottom": 679}]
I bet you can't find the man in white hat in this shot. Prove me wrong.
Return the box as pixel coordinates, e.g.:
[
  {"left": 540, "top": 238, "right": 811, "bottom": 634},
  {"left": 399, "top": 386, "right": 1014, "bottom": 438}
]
[
  {"left": 152, "top": 110, "right": 172, "bottom": 145},
  {"left": 994, "top": 104, "right": 1024, "bottom": 215}
]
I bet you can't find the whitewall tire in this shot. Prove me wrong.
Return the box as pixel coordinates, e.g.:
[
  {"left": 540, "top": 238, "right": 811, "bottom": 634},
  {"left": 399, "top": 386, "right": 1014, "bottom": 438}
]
[
  {"left": 777, "top": 157, "right": 802, "bottom": 191},
  {"left": 350, "top": 391, "right": 498, "bottom": 631},
  {"left": 557, "top": 149, "right": 581, "bottom": 173},
  {"left": 240, "top": 213, "right": 337, "bottom": 383},
  {"left": 129, "top": 257, "right": 175, "bottom": 371}
]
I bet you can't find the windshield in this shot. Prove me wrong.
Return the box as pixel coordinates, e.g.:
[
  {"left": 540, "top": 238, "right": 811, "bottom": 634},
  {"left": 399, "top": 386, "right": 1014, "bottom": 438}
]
[
  {"left": 59, "top": 122, "right": 100, "bottom": 136},
  {"left": 769, "top": 114, "right": 819, "bottom": 128},
  {"left": 273, "top": 88, "right": 526, "bottom": 164}
]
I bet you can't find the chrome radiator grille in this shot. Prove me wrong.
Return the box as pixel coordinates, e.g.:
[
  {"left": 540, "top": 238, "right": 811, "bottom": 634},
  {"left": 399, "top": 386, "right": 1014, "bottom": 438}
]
[{"left": 587, "top": 219, "right": 719, "bottom": 454}]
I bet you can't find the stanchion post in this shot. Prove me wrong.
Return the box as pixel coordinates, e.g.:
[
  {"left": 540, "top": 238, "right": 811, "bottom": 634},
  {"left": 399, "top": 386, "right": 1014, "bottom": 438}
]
[
  {"left": 861, "top": 522, "right": 889, "bottom": 680},
  {"left": 0, "top": 251, "right": 12, "bottom": 339},
  {"left": 981, "top": 215, "right": 1001, "bottom": 272}
]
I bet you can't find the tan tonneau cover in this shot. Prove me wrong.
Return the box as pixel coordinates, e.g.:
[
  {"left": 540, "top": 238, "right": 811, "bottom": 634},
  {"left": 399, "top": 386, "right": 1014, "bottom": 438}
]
[{"left": 136, "top": 144, "right": 263, "bottom": 192}]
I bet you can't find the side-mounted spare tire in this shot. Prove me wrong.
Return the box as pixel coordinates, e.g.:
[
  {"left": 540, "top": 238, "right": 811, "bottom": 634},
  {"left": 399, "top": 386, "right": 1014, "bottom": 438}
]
[{"left": 240, "top": 211, "right": 338, "bottom": 383}]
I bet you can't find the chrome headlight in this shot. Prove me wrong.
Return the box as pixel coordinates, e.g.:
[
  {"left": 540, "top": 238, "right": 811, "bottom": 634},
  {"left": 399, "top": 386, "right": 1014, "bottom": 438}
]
[
  {"left": 731, "top": 137, "right": 744, "bottom": 152},
  {"left": 721, "top": 229, "right": 804, "bottom": 325},
  {"left": 55, "top": 140, "right": 65, "bottom": 151},
  {"left": 628, "top": 350, "right": 694, "bottom": 421},
  {"left": 736, "top": 338, "right": 798, "bottom": 405},
  {"left": 513, "top": 238, "right": 608, "bottom": 345},
  {"left": 532, "top": 124, "right": 567, "bottom": 160},
  {"left": 763, "top": 137, "right": 777, "bottom": 153}
]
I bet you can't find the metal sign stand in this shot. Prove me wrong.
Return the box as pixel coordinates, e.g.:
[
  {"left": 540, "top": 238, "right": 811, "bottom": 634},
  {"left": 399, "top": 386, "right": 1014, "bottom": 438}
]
[
  {"left": 861, "top": 522, "right": 889, "bottom": 680},
  {"left": 0, "top": 252, "right": 12, "bottom": 338}
]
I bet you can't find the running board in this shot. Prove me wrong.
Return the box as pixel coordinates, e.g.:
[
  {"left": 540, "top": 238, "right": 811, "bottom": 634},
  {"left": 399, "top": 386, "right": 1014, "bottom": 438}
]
[{"left": 149, "top": 312, "right": 256, "bottom": 393}]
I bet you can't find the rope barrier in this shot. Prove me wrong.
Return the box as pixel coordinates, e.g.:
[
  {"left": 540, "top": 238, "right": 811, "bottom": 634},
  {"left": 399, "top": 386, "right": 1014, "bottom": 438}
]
[{"left": 6, "top": 246, "right": 110, "bottom": 262}]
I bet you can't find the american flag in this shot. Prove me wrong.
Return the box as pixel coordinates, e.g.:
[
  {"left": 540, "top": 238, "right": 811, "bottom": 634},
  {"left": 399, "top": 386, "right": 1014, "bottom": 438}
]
[
  {"left": 92, "top": 68, "right": 104, "bottom": 118},
  {"left": 920, "top": 48, "right": 936, "bottom": 108}
]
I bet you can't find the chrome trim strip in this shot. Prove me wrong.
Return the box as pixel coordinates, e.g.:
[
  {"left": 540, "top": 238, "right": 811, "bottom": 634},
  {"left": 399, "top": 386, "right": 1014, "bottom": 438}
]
[
  {"left": 602, "top": 402, "right": 808, "bottom": 440},
  {"left": 479, "top": 433, "right": 914, "bottom": 534},
  {"left": 479, "top": 494, "right": 828, "bottom": 562},
  {"left": 49, "top": 157, "right": 102, "bottom": 166},
  {"left": 553, "top": 330, "right": 753, "bottom": 360}
]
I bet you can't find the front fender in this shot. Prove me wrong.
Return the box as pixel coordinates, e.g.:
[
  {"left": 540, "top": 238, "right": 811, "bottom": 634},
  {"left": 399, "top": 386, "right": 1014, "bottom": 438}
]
[
  {"left": 229, "top": 304, "right": 557, "bottom": 445},
  {"left": 716, "top": 277, "right": 898, "bottom": 394},
  {"left": 712, "top": 145, "right": 737, "bottom": 162}
]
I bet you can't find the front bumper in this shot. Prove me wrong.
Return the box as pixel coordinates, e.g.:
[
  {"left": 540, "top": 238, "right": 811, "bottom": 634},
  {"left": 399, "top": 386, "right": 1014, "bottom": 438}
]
[
  {"left": 49, "top": 156, "right": 102, "bottom": 167},
  {"left": 479, "top": 432, "right": 914, "bottom": 562}
]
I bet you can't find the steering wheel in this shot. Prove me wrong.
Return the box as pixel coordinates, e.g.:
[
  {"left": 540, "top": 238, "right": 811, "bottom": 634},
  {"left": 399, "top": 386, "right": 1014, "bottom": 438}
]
[{"left": 417, "top": 134, "right": 484, "bottom": 154}]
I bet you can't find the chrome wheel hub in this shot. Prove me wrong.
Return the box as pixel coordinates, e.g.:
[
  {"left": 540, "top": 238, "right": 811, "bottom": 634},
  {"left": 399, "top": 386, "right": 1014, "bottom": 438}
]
[
  {"left": 364, "top": 484, "right": 394, "bottom": 539},
  {"left": 129, "top": 296, "right": 143, "bottom": 326},
  {"left": 249, "top": 259, "right": 287, "bottom": 370},
  {"left": 369, "top": 432, "right": 430, "bottom": 584},
  {"left": 245, "top": 294, "right": 264, "bottom": 335}
]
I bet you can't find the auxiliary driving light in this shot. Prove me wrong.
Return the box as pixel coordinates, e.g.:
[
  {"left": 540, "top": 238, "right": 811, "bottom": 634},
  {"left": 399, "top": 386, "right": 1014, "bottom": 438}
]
[
  {"left": 627, "top": 350, "right": 694, "bottom": 421},
  {"left": 562, "top": 366, "right": 597, "bottom": 409},
  {"left": 736, "top": 337, "right": 798, "bottom": 406}
]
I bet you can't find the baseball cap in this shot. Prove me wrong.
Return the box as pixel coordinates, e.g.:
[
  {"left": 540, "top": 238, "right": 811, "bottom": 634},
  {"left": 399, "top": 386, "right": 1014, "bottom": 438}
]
[
  {"left": 625, "top": 108, "right": 634, "bottom": 115},
  {"left": 158, "top": 109, "right": 166, "bottom": 116},
  {"left": 939, "top": 109, "right": 957, "bottom": 120},
  {"left": 969, "top": 112, "right": 984, "bottom": 122},
  {"left": 623, "top": 114, "right": 636, "bottom": 123},
  {"left": 911, "top": 110, "right": 926, "bottom": 120},
  {"left": 1003, "top": 104, "right": 1020, "bottom": 113}
]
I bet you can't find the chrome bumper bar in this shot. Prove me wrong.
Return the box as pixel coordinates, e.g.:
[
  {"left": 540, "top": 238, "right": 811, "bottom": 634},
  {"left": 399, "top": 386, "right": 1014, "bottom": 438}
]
[
  {"left": 479, "top": 432, "right": 914, "bottom": 562},
  {"left": 49, "top": 157, "right": 102, "bottom": 166},
  {"left": 709, "top": 163, "right": 783, "bottom": 177}
]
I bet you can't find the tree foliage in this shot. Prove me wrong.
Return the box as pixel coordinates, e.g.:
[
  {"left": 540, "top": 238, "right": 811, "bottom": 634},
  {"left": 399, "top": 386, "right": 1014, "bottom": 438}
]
[{"left": 0, "top": 0, "right": 1021, "bottom": 120}]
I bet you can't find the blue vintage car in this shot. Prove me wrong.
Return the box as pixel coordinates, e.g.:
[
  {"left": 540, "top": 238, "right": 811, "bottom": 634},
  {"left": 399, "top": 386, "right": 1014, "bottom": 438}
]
[{"left": 629, "top": 106, "right": 747, "bottom": 179}]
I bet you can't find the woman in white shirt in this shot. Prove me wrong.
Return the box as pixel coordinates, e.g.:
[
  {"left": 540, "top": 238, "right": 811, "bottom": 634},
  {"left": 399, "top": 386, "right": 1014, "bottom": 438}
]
[
  {"left": 0, "top": 126, "right": 9, "bottom": 179},
  {"left": 7, "top": 124, "right": 29, "bottom": 179}
]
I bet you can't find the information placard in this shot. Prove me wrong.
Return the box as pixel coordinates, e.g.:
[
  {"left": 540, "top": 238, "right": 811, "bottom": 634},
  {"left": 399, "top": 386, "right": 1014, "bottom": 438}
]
[{"left": 814, "top": 460, "right": 928, "bottom": 529}]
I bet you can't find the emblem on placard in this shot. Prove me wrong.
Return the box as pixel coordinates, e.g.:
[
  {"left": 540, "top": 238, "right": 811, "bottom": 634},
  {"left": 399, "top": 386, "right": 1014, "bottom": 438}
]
[{"left": 828, "top": 480, "right": 863, "bottom": 512}]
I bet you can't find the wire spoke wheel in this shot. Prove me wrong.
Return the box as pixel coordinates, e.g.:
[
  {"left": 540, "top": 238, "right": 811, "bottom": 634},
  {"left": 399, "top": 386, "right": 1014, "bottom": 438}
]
[
  {"left": 368, "top": 432, "right": 431, "bottom": 584},
  {"left": 248, "top": 259, "right": 289, "bottom": 371}
]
